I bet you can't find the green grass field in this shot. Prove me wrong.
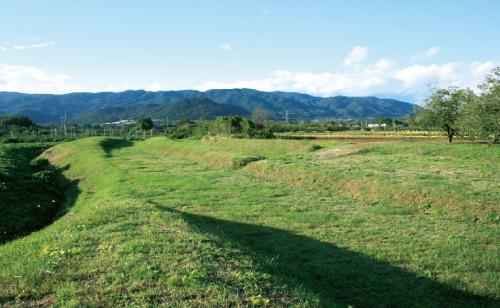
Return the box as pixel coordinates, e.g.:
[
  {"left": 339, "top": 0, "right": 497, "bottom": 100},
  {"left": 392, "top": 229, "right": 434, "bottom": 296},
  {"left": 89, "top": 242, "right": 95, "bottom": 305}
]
[{"left": 0, "top": 137, "right": 498, "bottom": 306}]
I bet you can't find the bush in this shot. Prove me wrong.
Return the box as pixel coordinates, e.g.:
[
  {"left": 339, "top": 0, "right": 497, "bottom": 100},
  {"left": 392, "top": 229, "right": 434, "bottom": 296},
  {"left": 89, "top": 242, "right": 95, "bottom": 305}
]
[
  {"left": 0, "top": 115, "right": 35, "bottom": 128},
  {"left": 30, "top": 157, "right": 51, "bottom": 171},
  {"left": 32, "top": 170, "right": 56, "bottom": 184},
  {"left": 2, "top": 137, "right": 20, "bottom": 144},
  {"left": 167, "top": 117, "right": 273, "bottom": 139},
  {"left": 310, "top": 144, "right": 322, "bottom": 151}
]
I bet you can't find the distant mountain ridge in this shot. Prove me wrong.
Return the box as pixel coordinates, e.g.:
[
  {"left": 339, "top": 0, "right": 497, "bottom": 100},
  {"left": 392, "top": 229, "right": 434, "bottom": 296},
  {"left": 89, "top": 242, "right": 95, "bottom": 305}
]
[{"left": 0, "top": 89, "right": 416, "bottom": 124}]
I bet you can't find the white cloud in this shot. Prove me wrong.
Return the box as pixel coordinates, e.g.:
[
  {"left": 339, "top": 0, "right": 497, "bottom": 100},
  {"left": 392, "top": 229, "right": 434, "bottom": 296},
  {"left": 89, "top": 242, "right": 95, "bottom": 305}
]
[
  {"left": 220, "top": 43, "right": 232, "bottom": 51},
  {"left": 144, "top": 82, "right": 168, "bottom": 91},
  {"left": 0, "top": 64, "right": 79, "bottom": 93},
  {"left": 0, "top": 64, "right": 175, "bottom": 94},
  {"left": 0, "top": 46, "right": 6, "bottom": 51},
  {"left": 423, "top": 47, "right": 440, "bottom": 57},
  {"left": 14, "top": 45, "right": 28, "bottom": 50},
  {"left": 197, "top": 60, "right": 497, "bottom": 104},
  {"left": 343, "top": 46, "right": 368, "bottom": 66}
]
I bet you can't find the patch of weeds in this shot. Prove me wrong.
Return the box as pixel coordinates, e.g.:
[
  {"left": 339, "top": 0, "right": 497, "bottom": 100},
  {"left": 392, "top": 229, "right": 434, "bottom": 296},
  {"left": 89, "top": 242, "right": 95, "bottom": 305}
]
[
  {"left": 418, "top": 203, "right": 432, "bottom": 209},
  {"left": 248, "top": 294, "right": 270, "bottom": 306},
  {"left": 356, "top": 147, "right": 374, "bottom": 155},
  {"left": 55, "top": 282, "right": 80, "bottom": 307},
  {"left": 485, "top": 212, "right": 499, "bottom": 224},
  {"left": 232, "top": 156, "right": 265, "bottom": 169},
  {"left": 310, "top": 144, "right": 322, "bottom": 151},
  {"left": 165, "top": 270, "right": 207, "bottom": 287}
]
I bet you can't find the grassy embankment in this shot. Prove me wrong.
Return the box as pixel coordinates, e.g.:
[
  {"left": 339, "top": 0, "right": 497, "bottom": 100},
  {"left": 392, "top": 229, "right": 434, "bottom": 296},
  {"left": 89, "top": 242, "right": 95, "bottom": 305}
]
[{"left": 0, "top": 136, "right": 498, "bottom": 306}]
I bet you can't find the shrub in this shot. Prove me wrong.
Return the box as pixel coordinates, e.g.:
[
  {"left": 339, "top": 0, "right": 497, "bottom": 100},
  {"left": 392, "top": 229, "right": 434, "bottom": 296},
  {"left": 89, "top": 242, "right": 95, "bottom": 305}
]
[
  {"left": 30, "top": 157, "right": 51, "bottom": 171},
  {"left": 32, "top": 170, "right": 56, "bottom": 184}
]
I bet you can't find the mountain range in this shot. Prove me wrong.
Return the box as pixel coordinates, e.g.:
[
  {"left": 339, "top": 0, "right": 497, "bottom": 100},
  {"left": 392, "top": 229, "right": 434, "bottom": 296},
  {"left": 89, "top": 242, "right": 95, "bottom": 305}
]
[{"left": 0, "top": 89, "right": 416, "bottom": 124}]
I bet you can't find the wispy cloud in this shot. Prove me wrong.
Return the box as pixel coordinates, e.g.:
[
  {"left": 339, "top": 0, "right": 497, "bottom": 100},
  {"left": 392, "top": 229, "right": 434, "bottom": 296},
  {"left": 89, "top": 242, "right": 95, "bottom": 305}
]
[
  {"left": 11, "top": 41, "right": 55, "bottom": 51},
  {"left": 343, "top": 46, "right": 368, "bottom": 66},
  {"left": 423, "top": 47, "right": 440, "bottom": 57},
  {"left": 31, "top": 41, "right": 55, "bottom": 49},
  {"left": 0, "top": 46, "right": 6, "bottom": 51},
  {"left": 219, "top": 43, "right": 232, "bottom": 51},
  {"left": 411, "top": 47, "right": 441, "bottom": 63}
]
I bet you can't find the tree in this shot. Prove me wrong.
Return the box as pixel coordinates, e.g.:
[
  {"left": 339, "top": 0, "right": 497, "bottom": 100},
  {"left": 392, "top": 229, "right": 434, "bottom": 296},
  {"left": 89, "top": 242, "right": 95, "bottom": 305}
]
[
  {"left": 417, "top": 87, "right": 475, "bottom": 143},
  {"left": 460, "top": 67, "right": 500, "bottom": 143},
  {"left": 136, "top": 117, "right": 154, "bottom": 130},
  {"left": 251, "top": 108, "right": 271, "bottom": 125},
  {"left": 0, "top": 115, "right": 35, "bottom": 128}
]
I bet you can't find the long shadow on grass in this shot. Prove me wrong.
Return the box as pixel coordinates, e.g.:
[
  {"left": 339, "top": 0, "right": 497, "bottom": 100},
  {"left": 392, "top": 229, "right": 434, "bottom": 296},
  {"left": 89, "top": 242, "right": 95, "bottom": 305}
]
[
  {"left": 99, "top": 138, "right": 134, "bottom": 157},
  {"left": 155, "top": 204, "right": 498, "bottom": 307}
]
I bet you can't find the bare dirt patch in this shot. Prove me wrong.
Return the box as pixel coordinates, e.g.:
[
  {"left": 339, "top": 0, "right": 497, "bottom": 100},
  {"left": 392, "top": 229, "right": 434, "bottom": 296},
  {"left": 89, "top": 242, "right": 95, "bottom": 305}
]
[
  {"left": 315, "top": 143, "right": 377, "bottom": 159},
  {"left": 41, "top": 146, "right": 75, "bottom": 165}
]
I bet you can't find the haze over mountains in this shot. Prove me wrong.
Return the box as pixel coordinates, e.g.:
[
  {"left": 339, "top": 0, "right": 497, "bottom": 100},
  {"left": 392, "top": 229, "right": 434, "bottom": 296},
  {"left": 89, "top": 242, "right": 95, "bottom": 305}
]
[{"left": 0, "top": 89, "right": 416, "bottom": 124}]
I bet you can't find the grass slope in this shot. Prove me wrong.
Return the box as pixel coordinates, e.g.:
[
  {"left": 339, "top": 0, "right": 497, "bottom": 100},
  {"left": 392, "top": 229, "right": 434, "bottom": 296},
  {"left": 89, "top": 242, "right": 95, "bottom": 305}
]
[{"left": 0, "top": 137, "right": 498, "bottom": 306}]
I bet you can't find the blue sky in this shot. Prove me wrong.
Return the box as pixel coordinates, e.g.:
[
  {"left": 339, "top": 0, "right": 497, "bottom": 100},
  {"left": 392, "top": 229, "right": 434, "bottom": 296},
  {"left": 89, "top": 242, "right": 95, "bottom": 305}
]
[{"left": 0, "top": 0, "right": 499, "bottom": 103}]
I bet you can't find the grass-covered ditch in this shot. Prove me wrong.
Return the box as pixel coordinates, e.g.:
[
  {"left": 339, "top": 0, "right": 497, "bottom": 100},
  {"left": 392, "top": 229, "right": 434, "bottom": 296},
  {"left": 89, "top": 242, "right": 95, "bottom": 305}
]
[{"left": 0, "top": 143, "right": 70, "bottom": 243}]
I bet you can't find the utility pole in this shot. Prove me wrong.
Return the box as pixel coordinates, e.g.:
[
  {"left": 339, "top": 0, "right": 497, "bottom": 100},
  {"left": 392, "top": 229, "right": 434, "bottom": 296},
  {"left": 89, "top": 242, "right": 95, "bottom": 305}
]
[
  {"left": 165, "top": 116, "right": 169, "bottom": 135},
  {"left": 63, "top": 110, "right": 67, "bottom": 136}
]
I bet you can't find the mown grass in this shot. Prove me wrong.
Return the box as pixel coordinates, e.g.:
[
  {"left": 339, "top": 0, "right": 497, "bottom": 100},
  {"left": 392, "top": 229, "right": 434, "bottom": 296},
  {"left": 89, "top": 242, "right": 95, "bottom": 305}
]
[
  {"left": 0, "top": 136, "right": 498, "bottom": 306},
  {"left": 142, "top": 137, "right": 333, "bottom": 169},
  {"left": 246, "top": 142, "right": 500, "bottom": 224}
]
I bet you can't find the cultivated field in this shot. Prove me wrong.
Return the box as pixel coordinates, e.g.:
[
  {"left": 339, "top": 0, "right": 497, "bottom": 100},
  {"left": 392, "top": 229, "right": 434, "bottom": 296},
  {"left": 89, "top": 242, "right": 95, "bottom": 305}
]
[{"left": 0, "top": 137, "right": 498, "bottom": 306}]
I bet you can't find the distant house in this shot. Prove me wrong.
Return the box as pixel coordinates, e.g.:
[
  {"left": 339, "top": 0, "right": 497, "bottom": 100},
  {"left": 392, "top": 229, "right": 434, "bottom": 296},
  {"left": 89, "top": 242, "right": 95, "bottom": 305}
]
[
  {"left": 367, "top": 123, "right": 387, "bottom": 128},
  {"left": 105, "top": 119, "right": 137, "bottom": 126}
]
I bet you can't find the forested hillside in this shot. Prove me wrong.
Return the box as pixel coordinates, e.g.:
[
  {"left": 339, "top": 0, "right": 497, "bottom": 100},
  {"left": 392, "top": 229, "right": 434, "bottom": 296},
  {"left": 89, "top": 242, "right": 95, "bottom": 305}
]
[{"left": 0, "top": 89, "right": 415, "bottom": 124}]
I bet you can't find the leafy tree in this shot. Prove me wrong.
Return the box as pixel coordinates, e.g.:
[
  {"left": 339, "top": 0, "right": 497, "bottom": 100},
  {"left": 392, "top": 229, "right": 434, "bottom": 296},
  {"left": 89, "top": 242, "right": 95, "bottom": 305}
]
[
  {"left": 166, "top": 117, "right": 268, "bottom": 139},
  {"left": 418, "top": 87, "right": 476, "bottom": 143},
  {"left": 210, "top": 116, "right": 256, "bottom": 136},
  {"left": 460, "top": 67, "right": 500, "bottom": 143},
  {"left": 372, "top": 117, "right": 393, "bottom": 125},
  {"left": 251, "top": 108, "right": 272, "bottom": 124},
  {"left": 169, "top": 120, "right": 195, "bottom": 139},
  {"left": 324, "top": 120, "right": 346, "bottom": 131},
  {"left": 136, "top": 117, "right": 154, "bottom": 130}
]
